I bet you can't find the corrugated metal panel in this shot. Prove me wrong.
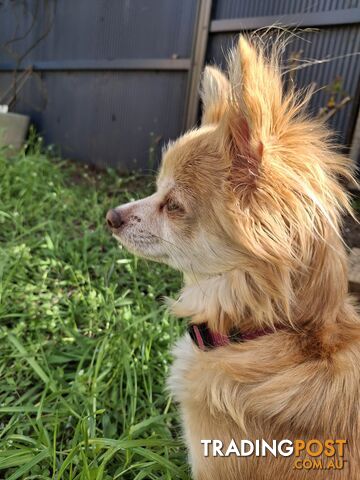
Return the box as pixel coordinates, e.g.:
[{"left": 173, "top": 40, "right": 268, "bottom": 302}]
[
  {"left": 0, "top": 71, "right": 188, "bottom": 169},
  {"left": 207, "top": 25, "right": 360, "bottom": 143},
  {"left": 0, "top": 0, "right": 197, "bottom": 61},
  {"left": 0, "top": 0, "right": 197, "bottom": 170},
  {"left": 284, "top": 26, "right": 360, "bottom": 143},
  {"left": 213, "top": 0, "right": 360, "bottom": 20},
  {"left": 1, "top": 0, "right": 359, "bottom": 168}
]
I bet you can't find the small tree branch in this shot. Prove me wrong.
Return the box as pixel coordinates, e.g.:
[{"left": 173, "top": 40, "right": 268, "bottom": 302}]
[{"left": 317, "top": 96, "right": 351, "bottom": 122}]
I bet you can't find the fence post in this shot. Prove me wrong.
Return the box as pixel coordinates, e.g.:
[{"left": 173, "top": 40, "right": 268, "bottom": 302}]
[
  {"left": 350, "top": 107, "right": 360, "bottom": 167},
  {"left": 184, "top": 0, "right": 212, "bottom": 131}
]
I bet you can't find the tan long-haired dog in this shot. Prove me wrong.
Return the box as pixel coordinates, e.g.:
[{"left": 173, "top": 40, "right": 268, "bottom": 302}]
[{"left": 107, "top": 36, "right": 360, "bottom": 479}]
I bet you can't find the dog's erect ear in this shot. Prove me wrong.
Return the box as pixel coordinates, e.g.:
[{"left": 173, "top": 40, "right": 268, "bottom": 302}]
[
  {"left": 200, "top": 66, "right": 230, "bottom": 125},
  {"left": 224, "top": 36, "right": 283, "bottom": 187}
]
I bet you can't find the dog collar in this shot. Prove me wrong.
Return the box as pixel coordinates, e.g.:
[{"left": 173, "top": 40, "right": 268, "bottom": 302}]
[{"left": 188, "top": 322, "right": 276, "bottom": 351}]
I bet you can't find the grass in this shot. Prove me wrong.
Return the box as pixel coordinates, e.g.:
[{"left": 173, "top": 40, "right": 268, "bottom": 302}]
[{"left": 0, "top": 140, "right": 188, "bottom": 479}]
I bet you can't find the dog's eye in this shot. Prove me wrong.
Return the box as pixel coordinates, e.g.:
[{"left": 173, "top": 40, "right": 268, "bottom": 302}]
[{"left": 165, "top": 199, "right": 181, "bottom": 213}]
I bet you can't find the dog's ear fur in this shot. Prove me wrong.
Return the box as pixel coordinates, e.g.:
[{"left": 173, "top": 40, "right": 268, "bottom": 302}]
[
  {"left": 223, "top": 36, "right": 283, "bottom": 187},
  {"left": 200, "top": 66, "right": 230, "bottom": 125}
]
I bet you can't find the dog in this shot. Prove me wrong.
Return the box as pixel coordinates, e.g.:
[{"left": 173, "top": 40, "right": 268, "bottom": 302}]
[{"left": 106, "top": 35, "right": 360, "bottom": 479}]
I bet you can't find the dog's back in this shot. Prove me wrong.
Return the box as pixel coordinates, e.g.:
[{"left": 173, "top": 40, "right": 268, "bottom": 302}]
[{"left": 170, "top": 304, "right": 360, "bottom": 479}]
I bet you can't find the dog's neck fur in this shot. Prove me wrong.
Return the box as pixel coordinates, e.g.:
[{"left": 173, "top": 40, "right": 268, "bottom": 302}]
[{"left": 170, "top": 232, "right": 349, "bottom": 336}]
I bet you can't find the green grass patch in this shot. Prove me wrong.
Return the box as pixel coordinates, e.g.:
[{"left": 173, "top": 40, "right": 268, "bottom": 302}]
[{"left": 0, "top": 144, "right": 187, "bottom": 479}]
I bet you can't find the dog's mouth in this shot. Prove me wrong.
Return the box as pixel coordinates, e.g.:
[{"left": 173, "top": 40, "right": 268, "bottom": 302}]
[{"left": 111, "top": 228, "right": 170, "bottom": 262}]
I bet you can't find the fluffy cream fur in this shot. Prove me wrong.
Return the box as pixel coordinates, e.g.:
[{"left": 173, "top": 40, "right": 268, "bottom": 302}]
[{"left": 108, "top": 35, "right": 360, "bottom": 479}]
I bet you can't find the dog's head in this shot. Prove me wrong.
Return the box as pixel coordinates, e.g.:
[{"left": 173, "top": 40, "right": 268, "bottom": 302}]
[{"left": 107, "top": 36, "right": 354, "bottom": 324}]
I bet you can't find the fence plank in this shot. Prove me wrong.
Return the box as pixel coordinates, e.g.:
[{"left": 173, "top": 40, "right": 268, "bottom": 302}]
[
  {"left": 184, "top": 0, "right": 213, "bottom": 130},
  {"left": 0, "top": 59, "right": 191, "bottom": 72}
]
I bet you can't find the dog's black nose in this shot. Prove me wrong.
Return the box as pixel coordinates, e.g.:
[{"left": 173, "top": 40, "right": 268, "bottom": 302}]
[{"left": 106, "top": 209, "right": 123, "bottom": 229}]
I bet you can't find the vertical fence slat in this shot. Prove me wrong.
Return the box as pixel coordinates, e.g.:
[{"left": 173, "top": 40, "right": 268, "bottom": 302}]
[{"left": 184, "top": 0, "right": 213, "bottom": 130}]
